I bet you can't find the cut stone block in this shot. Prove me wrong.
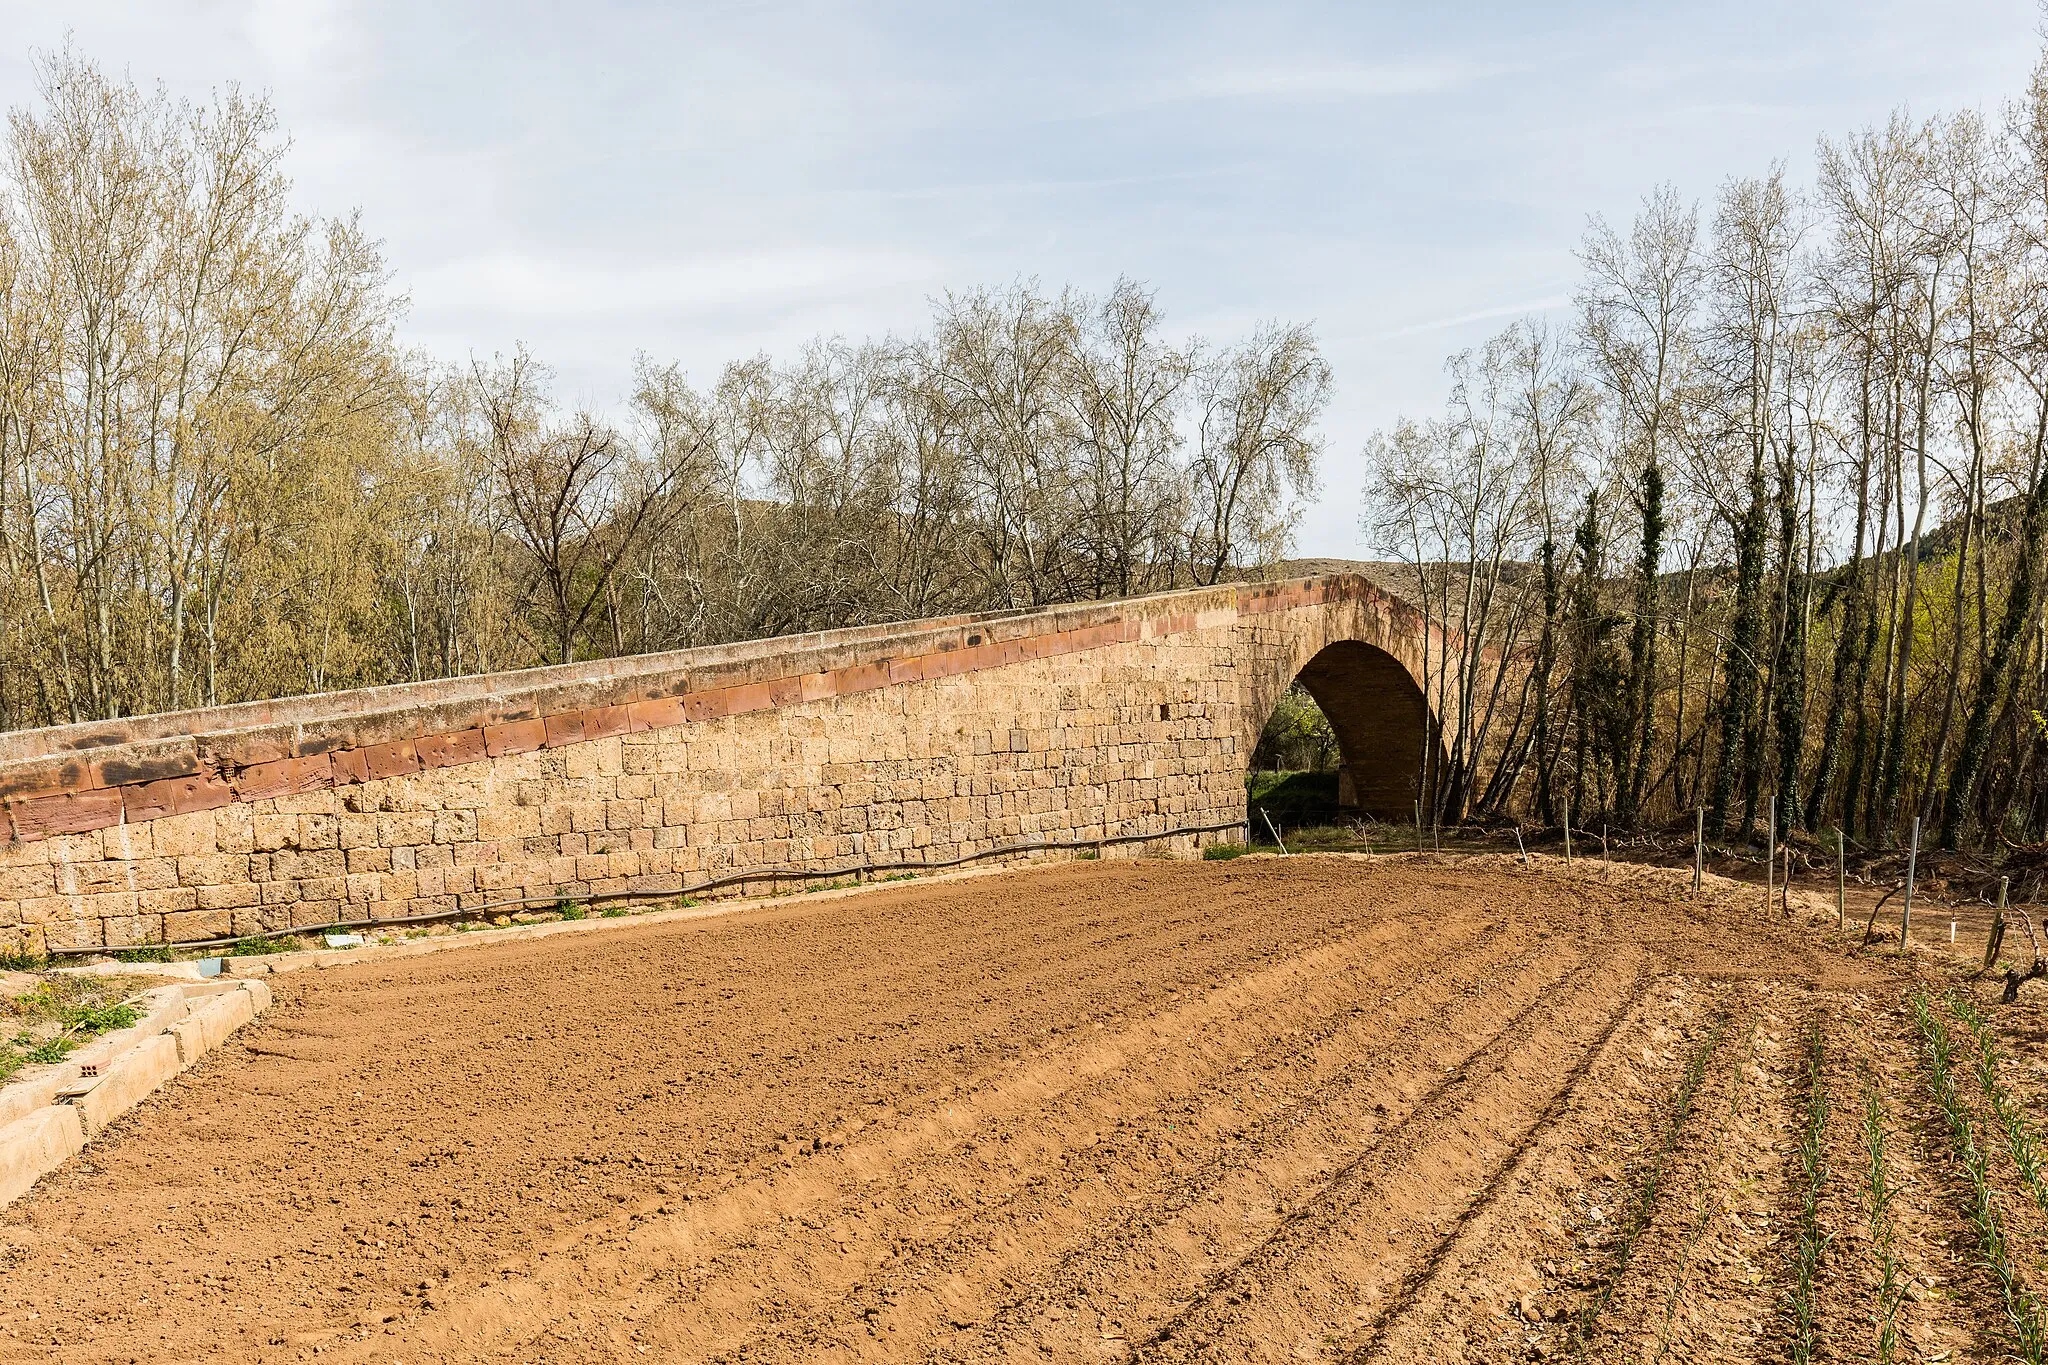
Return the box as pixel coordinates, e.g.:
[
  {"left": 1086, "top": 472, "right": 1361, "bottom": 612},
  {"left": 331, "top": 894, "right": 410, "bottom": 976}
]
[{"left": 0, "top": 1106, "right": 86, "bottom": 1207}]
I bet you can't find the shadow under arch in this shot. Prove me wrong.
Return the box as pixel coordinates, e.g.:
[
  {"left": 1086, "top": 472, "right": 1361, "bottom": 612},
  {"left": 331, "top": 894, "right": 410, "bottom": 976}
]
[{"left": 1276, "top": 639, "right": 1442, "bottom": 822}]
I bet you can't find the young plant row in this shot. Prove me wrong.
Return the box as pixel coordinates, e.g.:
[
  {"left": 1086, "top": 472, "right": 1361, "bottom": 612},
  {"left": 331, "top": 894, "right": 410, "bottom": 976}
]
[
  {"left": 1640, "top": 1017, "right": 1761, "bottom": 1365},
  {"left": 1788, "top": 1022, "right": 1830, "bottom": 1363},
  {"left": 1949, "top": 991, "right": 2048, "bottom": 1216},
  {"left": 1568, "top": 1011, "right": 1728, "bottom": 1349},
  {"left": 1910, "top": 990, "right": 2047, "bottom": 1364},
  {"left": 1859, "top": 1076, "right": 1908, "bottom": 1364}
]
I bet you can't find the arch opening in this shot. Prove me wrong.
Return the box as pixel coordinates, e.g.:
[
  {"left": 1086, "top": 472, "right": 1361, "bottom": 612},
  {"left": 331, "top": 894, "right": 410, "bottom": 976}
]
[{"left": 1266, "top": 639, "right": 1440, "bottom": 822}]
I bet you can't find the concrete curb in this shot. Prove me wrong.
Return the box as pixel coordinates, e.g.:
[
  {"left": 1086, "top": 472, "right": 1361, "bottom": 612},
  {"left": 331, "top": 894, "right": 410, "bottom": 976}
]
[
  {"left": 70, "top": 857, "right": 1045, "bottom": 980},
  {"left": 0, "top": 978, "right": 271, "bottom": 1209}
]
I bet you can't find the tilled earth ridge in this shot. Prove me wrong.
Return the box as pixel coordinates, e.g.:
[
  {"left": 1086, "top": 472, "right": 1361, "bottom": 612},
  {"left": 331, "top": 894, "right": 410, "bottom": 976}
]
[{"left": 0, "top": 854, "right": 2037, "bottom": 1363}]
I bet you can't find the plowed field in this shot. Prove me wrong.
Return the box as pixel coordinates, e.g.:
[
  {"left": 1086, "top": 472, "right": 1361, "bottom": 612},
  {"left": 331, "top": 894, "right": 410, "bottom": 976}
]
[{"left": 2, "top": 854, "right": 2044, "bottom": 1363}]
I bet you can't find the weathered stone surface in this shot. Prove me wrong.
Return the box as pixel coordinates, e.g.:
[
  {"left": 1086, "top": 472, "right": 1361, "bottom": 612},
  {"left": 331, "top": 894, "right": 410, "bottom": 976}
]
[
  {"left": 0, "top": 1106, "right": 85, "bottom": 1208},
  {"left": 0, "top": 576, "right": 1446, "bottom": 950},
  {"left": 72, "top": 1034, "right": 184, "bottom": 1134}
]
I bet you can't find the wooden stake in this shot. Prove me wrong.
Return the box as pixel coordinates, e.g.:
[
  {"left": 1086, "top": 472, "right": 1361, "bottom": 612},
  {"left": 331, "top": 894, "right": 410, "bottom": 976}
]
[
  {"left": 1414, "top": 800, "right": 1424, "bottom": 854},
  {"left": 1783, "top": 846, "right": 1792, "bottom": 916},
  {"left": 1843, "top": 826, "right": 1859, "bottom": 933},
  {"left": 1985, "top": 875, "right": 2009, "bottom": 970},
  {"left": 1766, "top": 808, "right": 1775, "bottom": 916},
  {"left": 1564, "top": 802, "right": 1573, "bottom": 864},
  {"left": 1515, "top": 827, "right": 1529, "bottom": 866},
  {"left": 1902, "top": 815, "right": 1921, "bottom": 947},
  {"left": 1693, "top": 808, "right": 1704, "bottom": 892},
  {"left": 1601, "top": 822, "right": 1609, "bottom": 860},
  {"left": 1262, "top": 809, "right": 1288, "bottom": 856}
]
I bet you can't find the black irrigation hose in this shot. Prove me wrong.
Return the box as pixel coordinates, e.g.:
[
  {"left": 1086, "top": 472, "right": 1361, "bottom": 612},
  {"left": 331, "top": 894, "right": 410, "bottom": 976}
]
[{"left": 52, "top": 816, "right": 1254, "bottom": 958}]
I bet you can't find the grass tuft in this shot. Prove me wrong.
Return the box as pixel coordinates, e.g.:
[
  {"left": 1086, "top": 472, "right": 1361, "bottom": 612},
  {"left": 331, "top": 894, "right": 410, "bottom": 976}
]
[
  {"left": 1202, "top": 842, "right": 1250, "bottom": 861},
  {"left": 0, "top": 982, "right": 147, "bottom": 1083},
  {"left": 226, "top": 934, "right": 299, "bottom": 956}
]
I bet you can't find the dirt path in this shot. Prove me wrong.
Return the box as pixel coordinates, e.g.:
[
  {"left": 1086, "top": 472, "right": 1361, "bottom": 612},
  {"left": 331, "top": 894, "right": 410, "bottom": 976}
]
[{"left": 0, "top": 854, "right": 2023, "bottom": 1363}]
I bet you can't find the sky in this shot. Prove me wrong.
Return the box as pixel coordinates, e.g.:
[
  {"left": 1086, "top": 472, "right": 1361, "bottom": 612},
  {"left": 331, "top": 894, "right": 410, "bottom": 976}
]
[{"left": 0, "top": 1, "right": 2039, "bottom": 556}]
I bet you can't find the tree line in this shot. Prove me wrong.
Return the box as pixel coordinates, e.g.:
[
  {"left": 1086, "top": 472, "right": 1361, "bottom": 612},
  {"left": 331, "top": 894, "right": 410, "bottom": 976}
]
[
  {"left": 0, "top": 51, "right": 1330, "bottom": 734},
  {"left": 1367, "top": 47, "right": 2048, "bottom": 856}
]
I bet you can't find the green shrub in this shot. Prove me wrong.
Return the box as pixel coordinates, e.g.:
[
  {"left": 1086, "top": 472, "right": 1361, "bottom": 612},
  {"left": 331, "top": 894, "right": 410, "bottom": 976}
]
[
  {"left": 1203, "top": 842, "right": 1251, "bottom": 861},
  {"left": 62, "top": 1001, "right": 139, "bottom": 1033},
  {"left": 226, "top": 935, "right": 298, "bottom": 956}
]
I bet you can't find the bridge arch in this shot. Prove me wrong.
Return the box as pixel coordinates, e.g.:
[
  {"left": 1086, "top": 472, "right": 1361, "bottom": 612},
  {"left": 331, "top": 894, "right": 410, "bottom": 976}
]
[
  {"left": 1282, "top": 640, "right": 1439, "bottom": 821},
  {"left": 0, "top": 573, "right": 1454, "bottom": 952}
]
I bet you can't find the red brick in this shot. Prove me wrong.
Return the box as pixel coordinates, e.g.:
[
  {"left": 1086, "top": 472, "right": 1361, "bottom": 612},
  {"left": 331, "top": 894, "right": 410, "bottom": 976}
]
[
  {"left": 724, "top": 682, "right": 775, "bottom": 714},
  {"left": 887, "top": 657, "right": 927, "bottom": 685},
  {"left": 329, "top": 749, "right": 371, "bottom": 785},
  {"left": 683, "top": 688, "right": 736, "bottom": 722},
  {"left": 543, "top": 713, "right": 586, "bottom": 747},
  {"left": 122, "top": 774, "right": 234, "bottom": 824},
  {"left": 766, "top": 677, "right": 803, "bottom": 707},
  {"left": 10, "top": 788, "right": 125, "bottom": 840},
  {"left": 415, "top": 729, "right": 488, "bottom": 769},
  {"left": 581, "top": 705, "right": 633, "bottom": 741},
  {"left": 625, "top": 696, "right": 686, "bottom": 732},
  {"left": 483, "top": 719, "right": 547, "bottom": 757},
  {"left": 236, "top": 755, "right": 333, "bottom": 802},
  {"left": 835, "top": 660, "right": 893, "bottom": 695},
  {"left": 360, "top": 741, "right": 421, "bottom": 780},
  {"left": 798, "top": 672, "right": 836, "bottom": 703}
]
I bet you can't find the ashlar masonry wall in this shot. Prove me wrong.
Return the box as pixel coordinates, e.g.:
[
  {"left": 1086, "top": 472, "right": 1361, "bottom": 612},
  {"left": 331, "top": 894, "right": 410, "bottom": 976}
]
[{"left": 0, "top": 575, "right": 1438, "bottom": 953}]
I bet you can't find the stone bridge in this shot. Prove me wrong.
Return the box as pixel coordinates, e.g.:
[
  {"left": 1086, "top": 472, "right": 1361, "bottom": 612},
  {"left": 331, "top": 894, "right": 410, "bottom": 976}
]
[{"left": 0, "top": 575, "right": 1447, "bottom": 953}]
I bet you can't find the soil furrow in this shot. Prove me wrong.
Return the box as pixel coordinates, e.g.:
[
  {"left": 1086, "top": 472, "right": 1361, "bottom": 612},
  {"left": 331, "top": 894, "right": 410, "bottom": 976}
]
[
  {"left": 624, "top": 917, "right": 1528, "bottom": 1363},
  {"left": 0, "top": 855, "right": 1923, "bottom": 1365},
  {"left": 911, "top": 926, "right": 1589, "bottom": 1364},
  {"left": 1131, "top": 952, "right": 1651, "bottom": 1364},
  {"left": 1357, "top": 981, "right": 1736, "bottom": 1363},
  {"left": 334, "top": 901, "right": 1483, "bottom": 1361}
]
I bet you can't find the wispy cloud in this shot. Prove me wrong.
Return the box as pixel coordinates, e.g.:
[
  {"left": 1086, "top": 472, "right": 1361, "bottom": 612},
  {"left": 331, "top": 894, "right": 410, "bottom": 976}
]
[{"left": 1377, "top": 296, "right": 1572, "bottom": 341}]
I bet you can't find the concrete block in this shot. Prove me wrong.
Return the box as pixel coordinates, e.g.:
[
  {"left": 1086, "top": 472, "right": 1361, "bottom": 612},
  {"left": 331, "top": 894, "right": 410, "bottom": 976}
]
[
  {"left": 0, "top": 1106, "right": 86, "bottom": 1208},
  {"left": 168, "top": 988, "right": 256, "bottom": 1063},
  {"left": 72, "top": 1033, "right": 182, "bottom": 1134}
]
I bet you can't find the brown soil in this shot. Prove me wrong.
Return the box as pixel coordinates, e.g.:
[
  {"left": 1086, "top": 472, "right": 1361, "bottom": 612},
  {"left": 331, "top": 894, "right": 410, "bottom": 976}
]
[{"left": 0, "top": 854, "right": 2037, "bottom": 1364}]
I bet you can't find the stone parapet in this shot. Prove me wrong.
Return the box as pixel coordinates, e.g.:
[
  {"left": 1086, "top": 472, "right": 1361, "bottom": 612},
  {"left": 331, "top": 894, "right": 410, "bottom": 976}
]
[{"left": 0, "top": 575, "right": 1443, "bottom": 951}]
